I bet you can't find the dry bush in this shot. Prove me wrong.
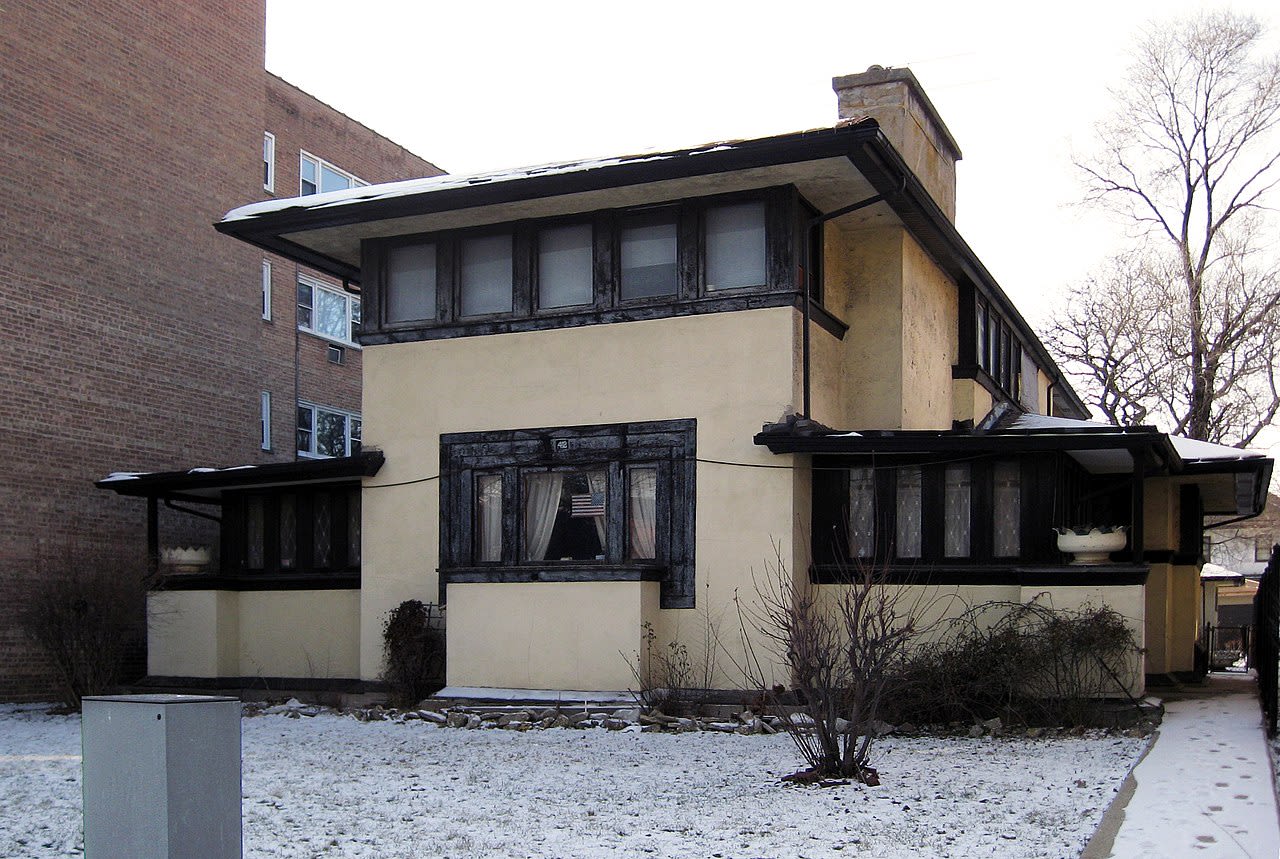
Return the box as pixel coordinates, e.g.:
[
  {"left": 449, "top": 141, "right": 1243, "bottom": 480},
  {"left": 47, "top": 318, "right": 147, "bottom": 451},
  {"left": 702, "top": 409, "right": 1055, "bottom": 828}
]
[
  {"left": 17, "top": 547, "right": 152, "bottom": 711},
  {"left": 885, "top": 597, "right": 1141, "bottom": 727},
  {"left": 626, "top": 617, "right": 720, "bottom": 717},
  {"left": 734, "top": 548, "right": 928, "bottom": 785},
  {"left": 381, "top": 600, "right": 445, "bottom": 708}
]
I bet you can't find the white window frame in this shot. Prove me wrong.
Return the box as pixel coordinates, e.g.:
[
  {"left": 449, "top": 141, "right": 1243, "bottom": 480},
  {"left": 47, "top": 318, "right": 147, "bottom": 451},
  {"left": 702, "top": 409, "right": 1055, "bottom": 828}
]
[
  {"left": 299, "top": 150, "right": 367, "bottom": 196},
  {"left": 297, "top": 273, "right": 361, "bottom": 347},
  {"left": 263, "top": 132, "right": 276, "bottom": 193},
  {"left": 261, "top": 259, "right": 272, "bottom": 321},
  {"left": 260, "top": 391, "right": 272, "bottom": 451},
  {"left": 297, "top": 402, "right": 362, "bottom": 459}
]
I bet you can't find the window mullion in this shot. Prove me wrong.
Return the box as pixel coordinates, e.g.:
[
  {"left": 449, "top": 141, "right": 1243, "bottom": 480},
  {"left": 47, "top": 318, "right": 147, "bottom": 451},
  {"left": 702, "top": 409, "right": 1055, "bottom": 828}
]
[
  {"left": 593, "top": 213, "right": 613, "bottom": 309},
  {"left": 512, "top": 226, "right": 534, "bottom": 317},
  {"left": 502, "top": 465, "right": 519, "bottom": 565},
  {"left": 607, "top": 462, "right": 625, "bottom": 564},
  {"left": 679, "top": 204, "right": 700, "bottom": 300}
]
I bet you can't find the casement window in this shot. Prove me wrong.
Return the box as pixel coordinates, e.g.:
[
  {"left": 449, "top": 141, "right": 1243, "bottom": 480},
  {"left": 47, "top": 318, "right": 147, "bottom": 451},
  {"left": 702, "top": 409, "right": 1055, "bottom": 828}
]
[
  {"left": 815, "top": 458, "right": 1040, "bottom": 567},
  {"left": 263, "top": 132, "right": 275, "bottom": 192},
  {"left": 226, "top": 487, "right": 361, "bottom": 577},
  {"left": 261, "top": 259, "right": 272, "bottom": 320},
  {"left": 297, "top": 402, "right": 361, "bottom": 458},
  {"left": 299, "top": 151, "right": 366, "bottom": 196},
  {"left": 371, "top": 188, "right": 827, "bottom": 339},
  {"left": 967, "top": 295, "right": 1026, "bottom": 402},
  {"left": 260, "top": 391, "right": 272, "bottom": 451},
  {"left": 439, "top": 419, "right": 696, "bottom": 608},
  {"left": 297, "top": 275, "right": 361, "bottom": 345}
]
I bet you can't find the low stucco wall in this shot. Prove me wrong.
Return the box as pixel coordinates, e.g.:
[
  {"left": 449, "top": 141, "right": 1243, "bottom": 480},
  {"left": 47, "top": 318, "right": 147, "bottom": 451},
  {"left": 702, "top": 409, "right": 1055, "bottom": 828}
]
[
  {"left": 447, "top": 581, "right": 660, "bottom": 691},
  {"left": 148, "top": 589, "right": 360, "bottom": 679}
]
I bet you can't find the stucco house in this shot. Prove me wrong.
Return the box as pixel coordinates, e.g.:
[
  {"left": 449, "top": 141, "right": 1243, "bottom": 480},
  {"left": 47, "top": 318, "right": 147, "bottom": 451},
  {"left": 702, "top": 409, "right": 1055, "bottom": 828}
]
[{"left": 103, "top": 67, "right": 1271, "bottom": 700}]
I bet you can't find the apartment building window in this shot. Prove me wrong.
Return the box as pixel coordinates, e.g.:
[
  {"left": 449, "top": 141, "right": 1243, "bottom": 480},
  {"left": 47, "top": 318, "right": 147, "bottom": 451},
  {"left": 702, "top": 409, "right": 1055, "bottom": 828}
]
[
  {"left": 300, "top": 151, "right": 366, "bottom": 196},
  {"left": 261, "top": 260, "right": 272, "bottom": 320},
  {"left": 263, "top": 132, "right": 276, "bottom": 192},
  {"left": 297, "top": 275, "right": 361, "bottom": 345},
  {"left": 260, "top": 392, "right": 272, "bottom": 451},
  {"left": 297, "top": 403, "right": 361, "bottom": 458}
]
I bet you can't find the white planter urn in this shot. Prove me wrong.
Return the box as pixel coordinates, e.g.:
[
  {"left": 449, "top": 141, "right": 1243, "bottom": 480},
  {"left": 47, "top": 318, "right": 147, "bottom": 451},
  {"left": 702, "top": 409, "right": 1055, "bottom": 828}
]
[
  {"left": 1054, "top": 527, "right": 1127, "bottom": 565},
  {"left": 160, "top": 546, "right": 212, "bottom": 573}
]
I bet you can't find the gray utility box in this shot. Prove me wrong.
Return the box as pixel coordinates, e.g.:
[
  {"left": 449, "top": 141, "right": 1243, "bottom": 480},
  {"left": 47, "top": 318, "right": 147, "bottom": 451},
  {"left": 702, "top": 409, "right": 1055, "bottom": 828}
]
[{"left": 82, "top": 694, "right": 242, "bottom": 859}]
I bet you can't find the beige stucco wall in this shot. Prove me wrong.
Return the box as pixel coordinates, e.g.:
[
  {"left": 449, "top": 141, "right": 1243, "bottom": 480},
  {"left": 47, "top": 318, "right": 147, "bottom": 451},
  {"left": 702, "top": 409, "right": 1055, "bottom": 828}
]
[
  {"left": 361, "top": 307, "right": 801, "bottom": 689},
  {"left": 819, "top": 224, "right": 956, "bottom": 430},
  {"left": 147, "top": 589, "right": 360, "bottom": 679},
  {"left": 1022, "top": 584, "right": 1146, "bottom": 696},
  {"left": 448, "top": 581, "right": 659, "bottom": 690}
]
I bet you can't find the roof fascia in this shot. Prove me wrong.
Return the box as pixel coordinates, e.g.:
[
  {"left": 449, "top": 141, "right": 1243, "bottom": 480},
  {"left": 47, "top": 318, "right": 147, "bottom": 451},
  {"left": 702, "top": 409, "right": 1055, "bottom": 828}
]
[
  {"left": 215, "top": 123, "right": 885, "bottom": 252},
  {"left": 95, "top": 451, "right": 385, "bottom": 499}
]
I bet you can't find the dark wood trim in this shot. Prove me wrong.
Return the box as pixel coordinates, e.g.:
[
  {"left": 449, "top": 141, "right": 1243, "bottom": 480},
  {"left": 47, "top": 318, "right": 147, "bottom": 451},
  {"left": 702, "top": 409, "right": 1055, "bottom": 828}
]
[
  {"left": 444, "top": 566, "right": 667, "bottom": 585},
  {"left": 810, "top": 563, "right": 1150, "bottom": 587},
  {"left": 155, "top": 572, "right": 360, "bottom": 591},
  {"left": 440, "top": 419, "right": 697, "bottom": 609}
]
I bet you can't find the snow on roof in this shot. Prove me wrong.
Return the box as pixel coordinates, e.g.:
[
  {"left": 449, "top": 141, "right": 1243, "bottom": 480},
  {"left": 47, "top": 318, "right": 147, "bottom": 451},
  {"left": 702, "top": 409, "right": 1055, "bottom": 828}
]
[
  {"left": 219, "top": 131, "right": 824, "bottom": 225},
  {"left": 1004, "top": 413, "right": 1265, "bottom": 463},
  {"left": 1201, "top": 562, "right": 1246, "bottom": 580},
  {"left": 99, "top": 472, "right": 144, "bottom": 482},
  {"left": 1169, "top": 435, "right": 1265, "bottom": 463}
]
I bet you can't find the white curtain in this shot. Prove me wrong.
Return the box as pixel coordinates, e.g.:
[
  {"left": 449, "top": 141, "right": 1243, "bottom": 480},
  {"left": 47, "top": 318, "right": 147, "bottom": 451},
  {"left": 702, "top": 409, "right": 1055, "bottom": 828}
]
[
  {"left": 628, "top": 468, "right": 657, "bottom": 560},
  {"left": 523, "top": 472, "right": 563, "bottom": 561},
  {"left": 476, "top": 474, "right": 502, "bottom": 562}
]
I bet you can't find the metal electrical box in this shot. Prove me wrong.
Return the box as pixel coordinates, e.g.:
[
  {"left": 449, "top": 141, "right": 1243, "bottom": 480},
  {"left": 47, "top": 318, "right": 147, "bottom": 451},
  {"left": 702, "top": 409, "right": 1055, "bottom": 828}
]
[{"left": 82, "top": 694, "right": 242, "bottom": 859}]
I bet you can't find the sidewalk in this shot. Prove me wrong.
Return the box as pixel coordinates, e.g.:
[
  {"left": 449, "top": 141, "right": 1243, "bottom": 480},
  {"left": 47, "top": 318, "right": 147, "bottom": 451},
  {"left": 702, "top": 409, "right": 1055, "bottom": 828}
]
[{"left": 1085, "top": 673, "right": 1280, "bottom": 858}]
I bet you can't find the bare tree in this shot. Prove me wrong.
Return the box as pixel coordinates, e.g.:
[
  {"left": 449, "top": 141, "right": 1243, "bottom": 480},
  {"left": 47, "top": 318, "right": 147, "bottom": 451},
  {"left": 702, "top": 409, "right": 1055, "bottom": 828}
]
[{"left": 1050, "top": 10, "right": 1280, "bottom": 445}]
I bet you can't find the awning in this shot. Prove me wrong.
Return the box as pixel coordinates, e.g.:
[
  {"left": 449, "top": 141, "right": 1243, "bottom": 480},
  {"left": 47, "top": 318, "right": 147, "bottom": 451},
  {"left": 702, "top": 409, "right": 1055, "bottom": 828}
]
[
  {"left": 96, "top": 451, "right": 385, "bottom": 504},
  {"left": 754, "top": 414, "right": 1272, "bottom": 518}
]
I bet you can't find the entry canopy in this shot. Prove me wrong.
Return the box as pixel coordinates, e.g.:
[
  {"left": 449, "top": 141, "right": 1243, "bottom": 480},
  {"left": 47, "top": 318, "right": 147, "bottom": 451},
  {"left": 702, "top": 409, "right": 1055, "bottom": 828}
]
[{"left": 755, "top": 412, "right": 1272, "bottom": 518}]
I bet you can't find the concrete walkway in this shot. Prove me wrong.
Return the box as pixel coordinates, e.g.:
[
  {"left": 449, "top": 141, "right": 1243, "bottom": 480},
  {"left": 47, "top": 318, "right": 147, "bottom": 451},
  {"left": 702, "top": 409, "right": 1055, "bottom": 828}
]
[{"left": 1085, "top": 673, "right": 1280, "bottom": 858}]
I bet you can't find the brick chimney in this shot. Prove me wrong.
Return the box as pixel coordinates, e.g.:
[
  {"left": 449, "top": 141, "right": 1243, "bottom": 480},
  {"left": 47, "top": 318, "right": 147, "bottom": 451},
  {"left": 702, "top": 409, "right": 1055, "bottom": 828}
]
[{"left": 833, "top": 66, "right": 962, "bottom": 221}]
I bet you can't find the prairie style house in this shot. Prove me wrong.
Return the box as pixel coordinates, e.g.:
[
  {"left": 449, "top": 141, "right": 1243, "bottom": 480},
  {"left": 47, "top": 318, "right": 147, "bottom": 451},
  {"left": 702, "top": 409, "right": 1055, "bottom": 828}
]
[{"left": 109, "top": 67, "right": 1270, "bottom": 698}]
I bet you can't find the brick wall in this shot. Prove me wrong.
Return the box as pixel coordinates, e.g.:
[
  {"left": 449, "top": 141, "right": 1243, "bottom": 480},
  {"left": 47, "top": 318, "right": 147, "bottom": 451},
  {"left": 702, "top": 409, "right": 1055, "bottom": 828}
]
[{"left": 0, "top": 0, "right": 440, "bottom": 700}]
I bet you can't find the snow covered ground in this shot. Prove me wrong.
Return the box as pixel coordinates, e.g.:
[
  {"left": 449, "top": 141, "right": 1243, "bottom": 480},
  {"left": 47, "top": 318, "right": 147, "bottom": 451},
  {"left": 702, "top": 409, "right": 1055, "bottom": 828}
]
[{"left": 0, "top": 704, "right": 1148, "bottom": 858}]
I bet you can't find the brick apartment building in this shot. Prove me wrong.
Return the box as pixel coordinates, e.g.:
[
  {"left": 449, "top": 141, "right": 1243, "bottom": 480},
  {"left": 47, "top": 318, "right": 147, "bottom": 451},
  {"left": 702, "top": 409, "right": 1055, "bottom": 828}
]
[{"left": 0, "top": 1, "right": 440, "bottom": 699}]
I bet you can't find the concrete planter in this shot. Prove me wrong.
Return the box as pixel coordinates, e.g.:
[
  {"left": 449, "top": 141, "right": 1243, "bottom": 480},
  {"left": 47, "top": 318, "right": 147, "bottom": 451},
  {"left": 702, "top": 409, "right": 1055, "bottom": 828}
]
[{"left": 1054, "top": 527, "right": 1127, "bottom": 565}]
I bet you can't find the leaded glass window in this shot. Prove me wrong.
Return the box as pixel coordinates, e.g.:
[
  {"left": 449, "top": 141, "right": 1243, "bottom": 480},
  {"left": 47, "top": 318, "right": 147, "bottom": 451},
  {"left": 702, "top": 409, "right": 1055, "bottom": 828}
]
[
  {"left": 943, "top": 464, "right": 971, "bottom": 558},
  {"left": 993, "top": 461, "right": 1021, "bottom": 557},
  {"left": 895, "top": 466, "right": 922, "bottom": 559},
  {"left": 848, "top": 466, "right": 875, "bottom": 558}
]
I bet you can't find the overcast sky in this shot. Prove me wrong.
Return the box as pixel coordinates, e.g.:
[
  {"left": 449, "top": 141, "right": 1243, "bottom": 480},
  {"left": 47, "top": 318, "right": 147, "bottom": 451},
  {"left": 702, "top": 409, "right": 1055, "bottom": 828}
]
[{"left": 265, "top": 0, "right": 1278, "bottom": 329}]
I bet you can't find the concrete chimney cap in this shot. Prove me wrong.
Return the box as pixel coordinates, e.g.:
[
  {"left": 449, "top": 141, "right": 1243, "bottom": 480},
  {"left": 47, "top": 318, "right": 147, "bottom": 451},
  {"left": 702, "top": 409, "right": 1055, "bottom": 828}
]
[{"left": 831, "top": 65, "right": 962, "bottom": 160}]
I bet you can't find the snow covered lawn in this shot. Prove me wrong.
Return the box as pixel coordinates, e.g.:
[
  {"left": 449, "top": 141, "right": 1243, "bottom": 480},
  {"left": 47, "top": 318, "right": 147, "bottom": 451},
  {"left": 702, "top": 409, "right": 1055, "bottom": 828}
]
[{"left": 0, "top": 704, "right": 1147, "bottom": 858}]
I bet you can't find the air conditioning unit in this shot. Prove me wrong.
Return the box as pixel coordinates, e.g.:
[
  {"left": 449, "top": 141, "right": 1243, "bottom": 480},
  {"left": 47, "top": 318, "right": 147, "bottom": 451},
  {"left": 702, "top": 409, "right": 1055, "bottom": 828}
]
[{"left": 327, "top": 344, "right": 344, "bottom": 365}]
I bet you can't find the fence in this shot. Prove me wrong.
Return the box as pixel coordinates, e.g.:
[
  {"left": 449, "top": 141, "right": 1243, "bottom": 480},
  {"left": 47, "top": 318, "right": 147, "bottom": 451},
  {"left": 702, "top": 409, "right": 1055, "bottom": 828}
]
[{"left": 1254, "top": 544, "right": 1280, "bottom": 737}]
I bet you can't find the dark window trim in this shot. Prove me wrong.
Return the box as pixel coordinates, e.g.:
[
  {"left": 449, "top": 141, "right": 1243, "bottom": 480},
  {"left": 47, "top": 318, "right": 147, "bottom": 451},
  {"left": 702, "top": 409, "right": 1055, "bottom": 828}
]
[
  {"left": 219, "top": 485, "right": 361, "bottom": 581},
  {"left": 809, "top": 563, "right": 1149, "bottom": 587},
  {"left": 366, "top": 186, "right": 848, "bottom": 343},
  {"left": 439, "top": 419, "right": 696, "bottom": 608}
]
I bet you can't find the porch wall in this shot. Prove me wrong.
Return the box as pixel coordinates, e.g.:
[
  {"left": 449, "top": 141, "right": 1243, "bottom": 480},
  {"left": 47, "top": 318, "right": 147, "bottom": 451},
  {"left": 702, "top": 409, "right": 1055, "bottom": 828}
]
[{"left": 147, "top": 589, "right": 360, "bottom": 680}]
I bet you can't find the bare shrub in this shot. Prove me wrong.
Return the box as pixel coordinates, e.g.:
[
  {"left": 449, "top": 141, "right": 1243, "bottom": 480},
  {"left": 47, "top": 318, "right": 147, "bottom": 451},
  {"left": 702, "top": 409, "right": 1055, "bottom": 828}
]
[
  {"left": 734, "top": 548, "right": 926, "bottom": 785},
  {"left": 381, "top": 600, "right": 445, "bottom": 708},
  {"left": 16, "top": 547, "right": 153, "bottom": 711},
  {"left": 626, "top": 604, "right": 721, "bottom": 717},
  {"left": 886, "top": 597, "right": 1141, "bottom": 727}
]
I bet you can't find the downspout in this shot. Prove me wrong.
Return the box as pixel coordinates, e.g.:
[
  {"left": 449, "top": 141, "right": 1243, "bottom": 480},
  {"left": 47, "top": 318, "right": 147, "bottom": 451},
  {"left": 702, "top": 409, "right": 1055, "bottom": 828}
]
[{"left": 801, "top": 192, "right": 886, "bottom": 418}]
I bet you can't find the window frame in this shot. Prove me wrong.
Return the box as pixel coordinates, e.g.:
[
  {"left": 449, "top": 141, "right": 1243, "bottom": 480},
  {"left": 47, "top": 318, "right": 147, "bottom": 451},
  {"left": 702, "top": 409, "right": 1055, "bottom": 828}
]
[
  {"left": 299, "top": 150, "right": 367, "bottom": 196},
  {"left": 260, "top": 391, "right": 272, "bottom": 451},
  {"left": 261, "top": 259, "right": 272, "bottom": 321},
  {"left": 363, "top": 187, "right": 844, "bottom": 343},
  {"left": 263, "top": 132, "right": 276, "bottom": 193},
  {"left": 297, "top": 273, "right": 362, "bottom": 347},
  {"left": 221, "top": 486, "right": 361, "bottom": 582},
  {"left": 297, "top": 401, "right": 362, "bottom": 459},
  {"left": 439, "top": 419, "right": 696, "bottom": 608}
]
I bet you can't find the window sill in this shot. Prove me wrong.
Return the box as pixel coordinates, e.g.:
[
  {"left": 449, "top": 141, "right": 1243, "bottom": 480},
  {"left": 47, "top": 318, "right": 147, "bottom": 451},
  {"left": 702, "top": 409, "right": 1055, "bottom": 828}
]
[
  {"left": 809, "top": 563, "right": 1149, "bottom": 587},
  {"left": 298, "top": 328, "right": 363, "bottom": 351},
  {"left": 362, "top": 292, "right": 848, "bottom": 345},
  {"left": 156, "top": 572, "right": 360, "bottom": 591},
  {"left": 443, "top": 564, "right": 666, "bottom": 585}
]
